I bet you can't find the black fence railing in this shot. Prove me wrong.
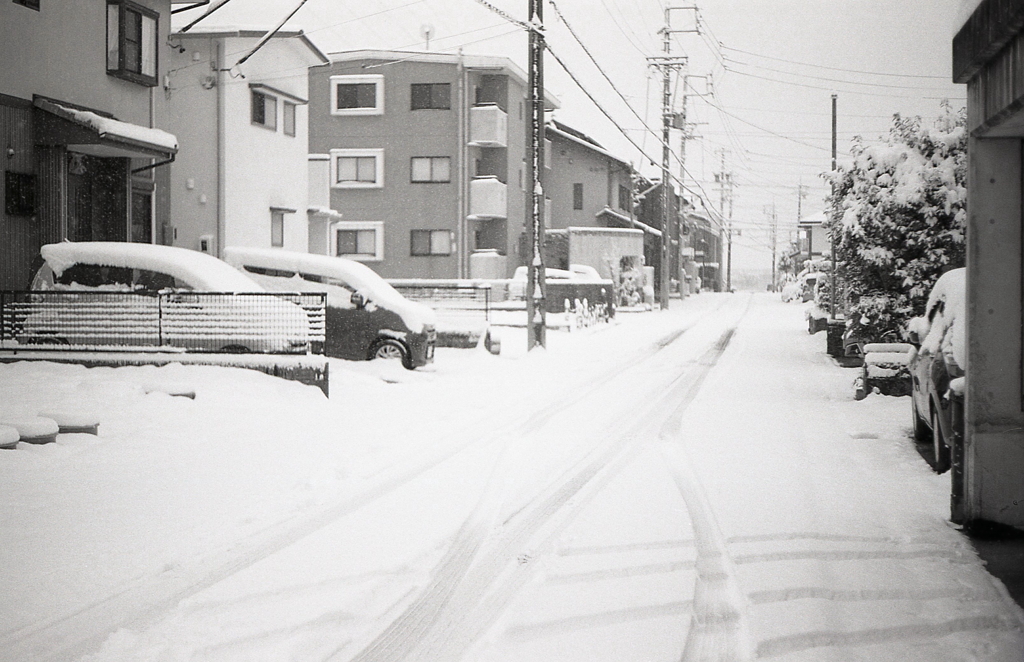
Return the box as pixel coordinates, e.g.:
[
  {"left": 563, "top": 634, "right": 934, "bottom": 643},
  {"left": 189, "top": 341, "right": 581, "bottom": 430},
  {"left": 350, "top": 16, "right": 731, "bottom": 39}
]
[
  {"left": 0, "top": 291, "right": 325, "bottom": 355},
  {"left": 390, "top": 283, "right": 491, "bottom": 324}
]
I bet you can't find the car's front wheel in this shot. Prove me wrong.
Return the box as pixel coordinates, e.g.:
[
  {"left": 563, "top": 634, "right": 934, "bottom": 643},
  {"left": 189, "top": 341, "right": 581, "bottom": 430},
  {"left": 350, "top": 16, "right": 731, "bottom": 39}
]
[
  {"left": 370, "top": 339, "right": 412, "bottom": 369},
  {"left": 931, "top": 406, "right": 951, "bottom": 474}
]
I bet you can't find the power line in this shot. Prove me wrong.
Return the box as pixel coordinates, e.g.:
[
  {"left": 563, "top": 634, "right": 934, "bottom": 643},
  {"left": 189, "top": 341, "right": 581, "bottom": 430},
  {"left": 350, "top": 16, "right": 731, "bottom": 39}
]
[
  {"left": 721, "top": 65, "right": 966, "bottom": 101},
  {"left": 722, "top": 55, "right": 958, "bottom": 92},
  {"left": 720, "top": 44, "right": 950, "bottom": 80}
]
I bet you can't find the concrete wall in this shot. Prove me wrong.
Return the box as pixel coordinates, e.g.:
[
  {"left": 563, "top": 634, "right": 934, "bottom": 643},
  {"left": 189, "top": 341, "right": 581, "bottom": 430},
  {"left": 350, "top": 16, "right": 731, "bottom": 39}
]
[
  {"left": 567, "top": 227, "right": 644, "bottom": 280},
  {"left": 964, "top": 137, "right": 1024, "bottom": 527}
]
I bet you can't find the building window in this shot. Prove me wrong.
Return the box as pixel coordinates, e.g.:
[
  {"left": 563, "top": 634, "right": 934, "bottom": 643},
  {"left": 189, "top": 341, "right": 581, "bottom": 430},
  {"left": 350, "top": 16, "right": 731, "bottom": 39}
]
[
  {"left": 5, "top": 171, "right": 36, "bottom": 217},
  {"left": 330, "top": 75, "right": 384, "bottom": 116},
  {"left": 330, "top": 149, "right": 384, "bottom": 188},
  {"left": 271, "top": 210, "right": 285, "bottom": 247},
  {"left": 252, "top": 90, "right": 277, "bottom": 130},
  {"left": 618, "top": 184, "right": 630, "bottom": 210},
  {"left": 411, "top": 230, "right": 452, "bottom": 256},
  {"left": 410, "top": 157, "right": 451, "bottom": 183},
  {"left": 333, "top": 222, "right": 383, "bottom": 261},
  {"left": 107, "top": 0, "right": 158, "bottom": 87},
  {"left": 283, "top": 101, "right": 296, "bottom": 136},
  {"left": 12, "top": 0, "right": 40, "bottom": 10},
  {"left": 573, "top": 183, "right": 584, "bottom": 210},
  {"left": 411, "top": 83, "right": 451, "bottom": 110}
]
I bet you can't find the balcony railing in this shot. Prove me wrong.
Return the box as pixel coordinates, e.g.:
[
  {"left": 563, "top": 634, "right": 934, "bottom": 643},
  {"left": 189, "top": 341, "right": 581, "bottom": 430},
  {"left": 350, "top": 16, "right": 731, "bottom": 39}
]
[
  {"left": 469, "top": 176, "right": 507, "bottom": 219},
  {"left": 469, "top": 104, "right": 508, "bottom": 147}
]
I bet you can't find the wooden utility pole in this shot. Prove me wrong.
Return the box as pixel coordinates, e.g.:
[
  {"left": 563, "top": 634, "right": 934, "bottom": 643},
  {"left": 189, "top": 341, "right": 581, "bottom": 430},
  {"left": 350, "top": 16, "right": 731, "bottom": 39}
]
[{"left": 526, "top": 0, "right": 546, "bottom": 349}]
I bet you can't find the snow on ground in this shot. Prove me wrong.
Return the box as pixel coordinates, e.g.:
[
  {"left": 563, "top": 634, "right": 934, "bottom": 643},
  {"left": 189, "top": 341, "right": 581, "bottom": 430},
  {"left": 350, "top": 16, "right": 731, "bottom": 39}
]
[{"left": 0, "top": 293, "right": 1021, "bottom": 661}]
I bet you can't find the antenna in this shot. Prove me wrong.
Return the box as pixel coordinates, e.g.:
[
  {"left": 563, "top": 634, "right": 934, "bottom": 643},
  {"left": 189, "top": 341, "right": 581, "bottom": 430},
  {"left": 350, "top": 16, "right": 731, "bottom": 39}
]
[{"left": 420, "top": 24, "right": 434, "bottom": 50}]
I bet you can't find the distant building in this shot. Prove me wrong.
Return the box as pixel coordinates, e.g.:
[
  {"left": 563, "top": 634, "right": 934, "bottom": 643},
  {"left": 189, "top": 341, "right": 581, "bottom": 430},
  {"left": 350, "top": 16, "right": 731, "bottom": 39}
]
[
  {"left": 307, "top": 50, "right": 557, "bottom": 279},
  {"left": 162, "top": 28, "right": 328, "bottom": 257},
  {"left": 686, "top": 210, "right": 723, "bottom": 292},
  {"left": 0, "top": 0, "right": 179, "bottom": 289},
  {"left": 798, "top": 210, "right": 829, "bottom": 261}
]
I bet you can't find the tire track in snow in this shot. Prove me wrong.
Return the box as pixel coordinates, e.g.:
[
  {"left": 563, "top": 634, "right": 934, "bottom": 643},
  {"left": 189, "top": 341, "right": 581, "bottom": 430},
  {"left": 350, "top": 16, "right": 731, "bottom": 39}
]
[
  {"left": 0, "top": 315, "right": 709, "bottom": 662},
  {"left": 340, "top": 296, "right": 753, "bottom": 662}
]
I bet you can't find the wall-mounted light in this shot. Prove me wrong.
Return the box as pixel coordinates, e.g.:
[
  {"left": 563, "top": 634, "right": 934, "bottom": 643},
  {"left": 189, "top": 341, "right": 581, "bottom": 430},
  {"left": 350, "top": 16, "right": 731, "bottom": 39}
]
[{"left": 6, "top": 147, "right": 14, "bottom": 159}]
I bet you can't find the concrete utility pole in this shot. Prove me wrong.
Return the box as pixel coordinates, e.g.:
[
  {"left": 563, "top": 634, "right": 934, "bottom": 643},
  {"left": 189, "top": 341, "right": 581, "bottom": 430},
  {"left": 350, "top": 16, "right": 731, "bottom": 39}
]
[
  {"left": 767, "top": 202, "right": 778, "bottom": 292},
  {"left": 649, "top": 7, "right": 695, "bottom": 310},
  {"left": 714, "top": 148, "right": 734, "bottom": 292},
  {"left": 676, "top": 73, "right": 709, "bottom": 297},
  {"left": 796, "top": 180, "right": 808, "bottom": 264},
  {"left": 526, "top": 0, "right": 546, "bottom": 350},
  {"left": 829, "top": 93, "right": 838, "bottom": 319}
]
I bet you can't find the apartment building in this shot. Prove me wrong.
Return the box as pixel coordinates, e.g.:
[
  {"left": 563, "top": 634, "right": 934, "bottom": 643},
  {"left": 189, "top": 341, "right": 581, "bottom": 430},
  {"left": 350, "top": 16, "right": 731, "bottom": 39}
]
[{"left": 307, "top": 49, "right": 557, "bottom": 279}]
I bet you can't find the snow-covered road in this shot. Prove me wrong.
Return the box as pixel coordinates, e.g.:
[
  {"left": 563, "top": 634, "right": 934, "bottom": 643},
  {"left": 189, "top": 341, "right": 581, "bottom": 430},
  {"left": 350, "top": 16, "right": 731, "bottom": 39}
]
[{"left": 0, "top": 293, "right": 1021, "bottom": 661}]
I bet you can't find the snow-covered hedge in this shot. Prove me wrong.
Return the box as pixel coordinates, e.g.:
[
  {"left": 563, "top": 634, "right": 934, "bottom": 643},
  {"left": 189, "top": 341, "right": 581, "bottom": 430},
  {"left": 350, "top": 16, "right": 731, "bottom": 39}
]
[{"left": 823, "top": 103, "right": 966, "bottom": 343}]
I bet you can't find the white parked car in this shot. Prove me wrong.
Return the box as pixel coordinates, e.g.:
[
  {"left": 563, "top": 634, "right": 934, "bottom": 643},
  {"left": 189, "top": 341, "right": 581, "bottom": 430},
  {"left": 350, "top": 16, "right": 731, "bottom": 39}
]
[{"left": 7, "top": 242, "right": 312, "bottom": 354}]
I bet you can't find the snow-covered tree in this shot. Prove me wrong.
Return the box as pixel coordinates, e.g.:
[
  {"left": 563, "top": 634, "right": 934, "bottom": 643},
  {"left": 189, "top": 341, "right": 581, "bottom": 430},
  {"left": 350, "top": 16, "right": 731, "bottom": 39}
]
[{"left": 823, "top": 103, "right": 966, "bottom": 343}]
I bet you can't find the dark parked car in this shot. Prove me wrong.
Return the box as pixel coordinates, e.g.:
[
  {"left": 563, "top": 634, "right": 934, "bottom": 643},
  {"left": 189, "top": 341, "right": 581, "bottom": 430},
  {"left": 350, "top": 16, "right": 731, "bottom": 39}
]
[
  {"left": 224, "top": 247, "right": 436, "bottom": 369},
  {"left": 907, "top": 268, "right": 965, "bottom": 473}
]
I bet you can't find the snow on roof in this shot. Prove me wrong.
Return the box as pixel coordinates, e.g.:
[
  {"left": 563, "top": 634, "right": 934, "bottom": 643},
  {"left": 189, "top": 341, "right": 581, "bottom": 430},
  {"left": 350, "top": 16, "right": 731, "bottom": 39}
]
[
  {"left": 39, "top": 100, "right": 178, "bottom": 153},
  {"left": 41, "top": 242, "right": 264, "bottom": 292},
  {"left": 222, "top": 248, "right": 436, "bottom": 332}
]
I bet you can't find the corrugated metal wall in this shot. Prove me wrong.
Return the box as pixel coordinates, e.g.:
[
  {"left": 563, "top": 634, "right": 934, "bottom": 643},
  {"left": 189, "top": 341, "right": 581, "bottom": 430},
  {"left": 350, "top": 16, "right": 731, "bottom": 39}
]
[{"left": 0, "top": 99, "right": 40, "bottom": 289}]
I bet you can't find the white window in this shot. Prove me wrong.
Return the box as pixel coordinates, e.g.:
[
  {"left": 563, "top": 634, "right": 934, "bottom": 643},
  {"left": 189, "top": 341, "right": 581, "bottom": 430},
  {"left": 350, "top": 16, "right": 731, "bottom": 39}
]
[
  {"left": 330, "top": 74, "right": 384, "bottom": 116},
  {"left": 271, "top": 210, "right": 285, "bottom": 247},
  {"left": 331, "top": 149, "right": 384, "bottom": 188},
  {"left": 410, "top": 157, "right": 451, "bottom": 183},
  {"left": 411, "top": 230, "right": 452, "bottom": 256},
  {"left": 333, "top": 221, "right": 384, "bottom": 261}
]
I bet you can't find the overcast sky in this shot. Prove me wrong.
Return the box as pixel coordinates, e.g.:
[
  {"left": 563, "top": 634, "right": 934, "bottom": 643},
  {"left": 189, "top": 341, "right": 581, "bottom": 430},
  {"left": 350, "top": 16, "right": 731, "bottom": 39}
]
[{"left": 177, "top": 0, "right": 970, "bottom": 274}]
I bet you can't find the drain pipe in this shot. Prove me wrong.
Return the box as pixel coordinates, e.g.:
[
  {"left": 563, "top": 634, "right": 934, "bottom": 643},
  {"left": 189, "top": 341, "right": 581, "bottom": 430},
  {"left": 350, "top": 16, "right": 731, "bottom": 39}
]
[{"left": 215, "top": 39, "right": 225, "bottom": 258}]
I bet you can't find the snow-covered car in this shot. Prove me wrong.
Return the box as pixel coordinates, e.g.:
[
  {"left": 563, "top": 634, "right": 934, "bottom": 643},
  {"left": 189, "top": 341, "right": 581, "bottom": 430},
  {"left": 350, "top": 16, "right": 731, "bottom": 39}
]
[
  {"left": 507, "top": 264, "right": 604, "bottom": 300},
  {"left": 907, "top": 267, "right": 965, "bottom": 473},
  {"left": 223, "top": 247, "right": 436, "bottom": 369},
  {"left": 10, "top": 242, "right": 311, "bottom": 354}
]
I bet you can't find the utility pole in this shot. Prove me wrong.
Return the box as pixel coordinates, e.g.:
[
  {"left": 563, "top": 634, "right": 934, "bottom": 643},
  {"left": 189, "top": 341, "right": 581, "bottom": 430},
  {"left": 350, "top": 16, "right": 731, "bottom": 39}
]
[
  {"left": 675, "top": 73, "right": 709, "bottom": 297},
  {"left": 648, "top": 7, "right": 695, "bottom": 310},
  {"left": 526, "top": 0, "right": 546, "bottom": 349},
  {"left": 797, "top": 180, "right": 808, "bottom": 264},
  {"left": 714, "top": 148, "right": 734, "bottom": 292},
  {"left": 829, "top": 93, "right": 838, "bottom": 319},
  {"left": 768, "top": 202, "right": 778, "bottom": 292}
]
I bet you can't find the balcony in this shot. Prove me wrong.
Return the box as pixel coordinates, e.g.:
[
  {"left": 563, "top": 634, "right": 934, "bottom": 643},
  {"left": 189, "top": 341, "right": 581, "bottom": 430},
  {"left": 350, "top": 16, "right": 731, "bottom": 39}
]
[
  {"left": 469, "top": 176, "right": 507, "bottom": 219},
  {"left": 469, "top": 104, "right": 508, "bottom": 147}
]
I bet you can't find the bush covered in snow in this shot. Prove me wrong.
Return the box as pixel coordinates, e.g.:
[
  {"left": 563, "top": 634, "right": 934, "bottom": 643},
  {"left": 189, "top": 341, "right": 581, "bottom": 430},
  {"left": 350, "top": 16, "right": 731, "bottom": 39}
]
[{"left": 823, "top": 103, "right": 966, "bottom": 343}]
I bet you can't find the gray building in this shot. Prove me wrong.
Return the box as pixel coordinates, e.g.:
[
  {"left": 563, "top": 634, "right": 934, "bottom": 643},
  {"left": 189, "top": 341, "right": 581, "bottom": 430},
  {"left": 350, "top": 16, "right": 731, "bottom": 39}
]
[{"left": 307, "top": 50, "right": 557, "bottom": 279}]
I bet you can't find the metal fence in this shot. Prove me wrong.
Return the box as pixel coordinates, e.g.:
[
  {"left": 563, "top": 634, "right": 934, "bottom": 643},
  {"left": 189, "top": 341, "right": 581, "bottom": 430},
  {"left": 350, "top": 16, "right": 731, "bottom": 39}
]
[
  {"left": 0, "top": 291, "right": 326, "bottom": 355},
  {"left": 390, "top": 283, "right": 491, "bottom": 326}
]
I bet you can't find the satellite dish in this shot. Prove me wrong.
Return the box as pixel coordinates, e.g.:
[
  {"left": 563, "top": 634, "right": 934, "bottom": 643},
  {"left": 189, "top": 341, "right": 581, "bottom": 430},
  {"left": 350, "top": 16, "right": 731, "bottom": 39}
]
[{"left": 420, "top": 24, "right": 434, "bottom": 50}]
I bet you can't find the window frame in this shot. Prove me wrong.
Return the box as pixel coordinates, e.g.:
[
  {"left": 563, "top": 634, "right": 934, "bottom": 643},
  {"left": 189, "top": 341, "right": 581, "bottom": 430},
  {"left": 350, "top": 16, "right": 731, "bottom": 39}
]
[
  {"left": 251, "top": 89, "right": 278, "bottom": 130},
  {"left": 271, "top": 210, "right": 285, "bottom": 247},
  {"left": 410, "top": 156, "right": 451, "bottom": 183},
  {"left": 332, "top": 221, "right": 384, "bottom": 262},
  {"left": 410, "top": 229, "right": 453, "bottom": 257},
  {"left": 330, "top": 74, "right": 384, "bottom": 116},
  {"left": 410, "top": 83, "right": 451, "bottom": 110},
  {"left": 283, "top": 100, "right": 297, "bottom": 137},
  {"left": 106, "top": 0, "right": 159, "bottom": 87},
  {"left": 573, "top": 183, "right": 584, "bottom": 210},
  {"left": 330, "top": 148, "right": 384, "bottom": 189}
]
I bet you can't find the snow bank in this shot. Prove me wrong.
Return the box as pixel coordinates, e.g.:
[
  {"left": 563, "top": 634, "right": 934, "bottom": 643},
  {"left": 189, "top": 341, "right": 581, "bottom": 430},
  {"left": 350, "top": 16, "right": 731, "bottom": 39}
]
[{"left": 41, "top": 243, "right": 264, "bottom": 293}]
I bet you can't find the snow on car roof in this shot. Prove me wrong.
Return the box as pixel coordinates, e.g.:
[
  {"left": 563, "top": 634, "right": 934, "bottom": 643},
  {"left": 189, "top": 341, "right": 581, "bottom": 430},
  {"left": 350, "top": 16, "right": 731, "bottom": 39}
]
[
  {"left": 222, "top": 247, "right": 436, "bottom": 332},
  {"left": 921, "top": 267, "right": 965, "bottom": 367},
  {"left": 41, "top": 242, "right": 264, "bottom": 292}
]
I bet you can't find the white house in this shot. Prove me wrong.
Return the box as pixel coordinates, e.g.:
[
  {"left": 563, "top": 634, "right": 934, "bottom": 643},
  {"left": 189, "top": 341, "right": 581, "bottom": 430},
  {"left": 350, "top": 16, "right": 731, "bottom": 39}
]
[{"left": 162, "top": 27, "right": 328, "bottom": 257}]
